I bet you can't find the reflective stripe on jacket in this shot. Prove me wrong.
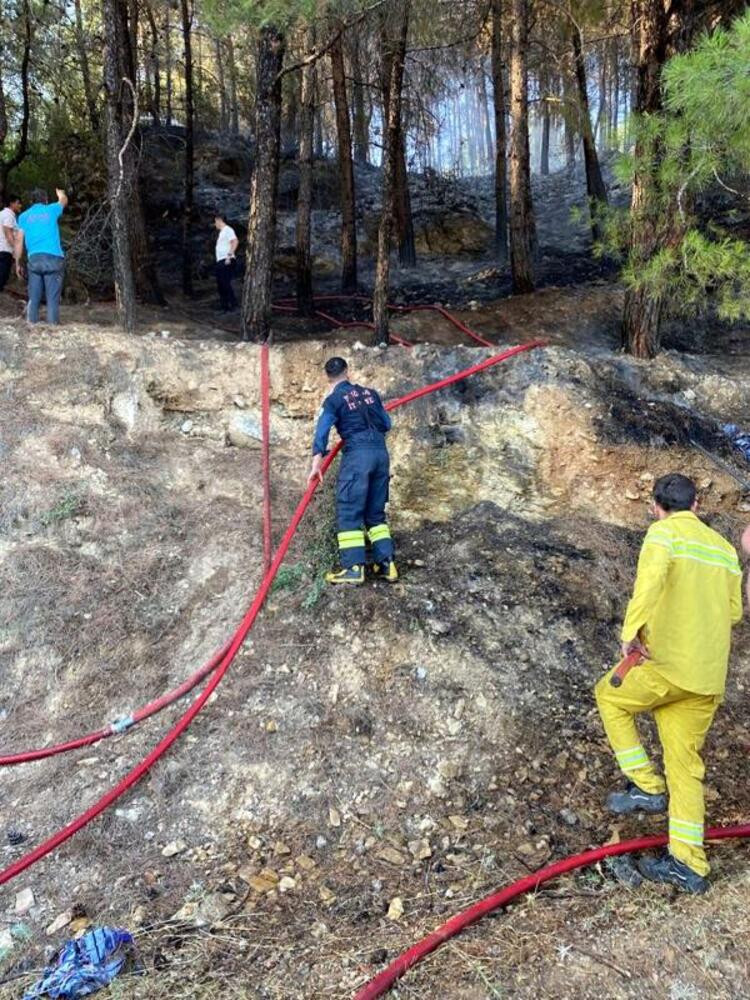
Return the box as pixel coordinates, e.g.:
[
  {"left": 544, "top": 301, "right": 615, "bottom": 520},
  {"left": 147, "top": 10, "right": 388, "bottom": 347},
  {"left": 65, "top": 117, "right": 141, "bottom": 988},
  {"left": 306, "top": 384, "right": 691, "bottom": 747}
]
[{"left": 621, "top": 511, "right": 742, "bottom": 695}]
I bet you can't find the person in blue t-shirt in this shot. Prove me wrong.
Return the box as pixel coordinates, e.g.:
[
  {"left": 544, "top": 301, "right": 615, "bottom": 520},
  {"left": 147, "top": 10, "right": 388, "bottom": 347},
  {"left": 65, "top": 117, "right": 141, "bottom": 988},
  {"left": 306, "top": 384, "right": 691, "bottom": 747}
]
[
  {"left": 16, "top": 187, "right": 68, "bottom": 324},
  {"left": 308, "top": 357, "right": 398, "bottom": 586}
]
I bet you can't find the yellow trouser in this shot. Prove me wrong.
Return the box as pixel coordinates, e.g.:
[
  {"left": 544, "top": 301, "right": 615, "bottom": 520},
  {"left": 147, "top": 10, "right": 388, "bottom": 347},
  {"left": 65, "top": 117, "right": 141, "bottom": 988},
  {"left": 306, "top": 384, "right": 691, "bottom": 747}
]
[{"left": 594, "top": 663, "right": 719, "bottom": 876}]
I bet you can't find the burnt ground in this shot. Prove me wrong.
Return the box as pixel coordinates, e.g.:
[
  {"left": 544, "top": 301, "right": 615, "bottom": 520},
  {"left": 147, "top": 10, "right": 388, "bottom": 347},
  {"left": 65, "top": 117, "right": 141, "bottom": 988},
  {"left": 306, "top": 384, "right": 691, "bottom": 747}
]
[{"left": 0, "top": 295, "right": 750, "bottom": 999}]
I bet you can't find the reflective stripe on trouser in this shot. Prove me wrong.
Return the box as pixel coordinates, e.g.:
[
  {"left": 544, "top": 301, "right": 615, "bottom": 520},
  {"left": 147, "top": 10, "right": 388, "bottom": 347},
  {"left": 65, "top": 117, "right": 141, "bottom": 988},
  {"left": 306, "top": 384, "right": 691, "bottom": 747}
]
[
  {"left": 594, "top": 662, "right": 719, "bottom": 876},
  {"left": 337, "top": 530, "right": 366, "bottom": 567},
  {"left": 336, "top": 446, "right": 393, "bottom": 568},
  {"left": 366, "top": 523, "right": 393, "bottom": 564}
]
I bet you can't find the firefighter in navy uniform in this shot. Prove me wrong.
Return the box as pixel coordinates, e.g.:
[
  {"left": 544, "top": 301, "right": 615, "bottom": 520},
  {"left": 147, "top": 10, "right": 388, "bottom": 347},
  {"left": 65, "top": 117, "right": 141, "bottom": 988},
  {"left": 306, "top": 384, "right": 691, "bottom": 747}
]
[{"left": 308, "top": 357, "right": 398, "bottom": 585}]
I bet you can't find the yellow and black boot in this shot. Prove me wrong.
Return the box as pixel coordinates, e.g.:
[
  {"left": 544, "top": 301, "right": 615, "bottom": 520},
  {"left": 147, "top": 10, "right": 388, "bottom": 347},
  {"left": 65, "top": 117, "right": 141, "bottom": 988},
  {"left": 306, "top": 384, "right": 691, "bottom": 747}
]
[
  {"left": 373, "top": 560, "right": 399, "bottom": 583},
  {"left": 325, "top": 564, "right": 365, "bottom": 585}
]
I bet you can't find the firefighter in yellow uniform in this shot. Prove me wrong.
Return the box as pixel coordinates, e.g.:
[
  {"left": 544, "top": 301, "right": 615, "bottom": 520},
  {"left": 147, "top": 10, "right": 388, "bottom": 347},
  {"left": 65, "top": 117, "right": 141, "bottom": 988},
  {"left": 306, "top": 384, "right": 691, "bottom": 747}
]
[{"left": 595, "top": 473, "right": 742, "bottom": 893}]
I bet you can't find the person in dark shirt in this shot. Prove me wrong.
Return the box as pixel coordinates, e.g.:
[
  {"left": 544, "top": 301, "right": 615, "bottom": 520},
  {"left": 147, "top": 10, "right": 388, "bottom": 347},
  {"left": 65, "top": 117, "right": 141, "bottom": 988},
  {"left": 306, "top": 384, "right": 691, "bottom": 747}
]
[{"left": 308, "top": 357, "right": 398, "bottom": 585}]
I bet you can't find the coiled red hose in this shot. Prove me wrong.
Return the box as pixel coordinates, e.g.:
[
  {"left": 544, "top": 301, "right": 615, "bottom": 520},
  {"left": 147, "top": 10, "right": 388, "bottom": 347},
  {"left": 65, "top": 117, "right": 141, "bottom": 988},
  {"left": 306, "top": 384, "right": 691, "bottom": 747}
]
[
  {"left": 353, "top": 824, "right": 750, "bottom": 999},
  {"left": 0, "top": 342, "right": 543, "bottom": 887}
]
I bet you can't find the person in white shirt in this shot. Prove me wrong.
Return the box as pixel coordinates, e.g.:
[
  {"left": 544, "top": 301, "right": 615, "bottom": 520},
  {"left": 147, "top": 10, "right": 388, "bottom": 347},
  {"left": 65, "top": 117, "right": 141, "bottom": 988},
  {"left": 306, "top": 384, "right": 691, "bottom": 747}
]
[
  {"left": 0, "top": 194, "right": 22, "bottom": 292},
  {"left": 214, "top": 212, "right": 239, "bottom": 312}
]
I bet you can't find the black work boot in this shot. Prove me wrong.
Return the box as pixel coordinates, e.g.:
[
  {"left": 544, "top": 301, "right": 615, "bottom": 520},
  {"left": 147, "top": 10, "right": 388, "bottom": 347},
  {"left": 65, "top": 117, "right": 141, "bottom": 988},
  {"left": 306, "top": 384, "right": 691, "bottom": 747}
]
[
  {"left": 638, "top": 851, "right": 709, "bottom": 894},
  {"left": 606, "top": 781, "right": 667, "bottom": 815}
]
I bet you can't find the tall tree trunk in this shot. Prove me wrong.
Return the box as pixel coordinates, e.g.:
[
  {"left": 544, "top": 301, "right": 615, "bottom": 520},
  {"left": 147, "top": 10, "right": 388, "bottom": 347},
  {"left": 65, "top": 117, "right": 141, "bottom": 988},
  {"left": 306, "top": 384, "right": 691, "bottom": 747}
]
[
  {"left": 241, "top": 25, "right": 285, "bottom": 342},
  {"left": 282, "top": 70, "right": 300, "bottom": 149},
  {"left": 564, "top": 70, "right": 577, "bottom": 168},
  {"left": 539, "top": 69, "right": 551, "bottom": 176},
  {"left": 508, "top": 0, "right": 536, "bottom": 293},
  {"left": 74, "top": 0, "right": 99, "bottom": 131},
  {"left": 380, "top": 22, "right": 415, "bottom": 267},
  {"left": 102, "top": 0, "right": 136, "bottom": 332},
  {"left": 227, "top": 35, "right": 239, "bottom": 132},
  {"left": 478, "top": 60, "right": 493, "bottom": 171},
  {"left": 350, "top": 32, "right": 369, "bottom": 163},
  {"left": 610, "top": 39, "right": 620, "bottom": 146},
  {"left": 395, "top": 134, "right": 416, "bottom": 265},
  {"left": 372, "top": 0, "right": 410, "bottom": 344},
  {"left": 145, "top": 3, "right": 161, "bottom": 125},
  {"left": 622, "top": 0, "right": 694, "bottom": 357},
  {"left": 216, "top": 38, "right": 229, "bottom": 131},
  {"left": 296, "top": 24, "right": 316, "bottom": 316},
  {"left": 330, "top": 32, "right": 357, "bottom": 292},
  {"left": 572, "top": 25, "right": 608, "bottom": 241},
  {"left": 180, "top": 0, "right": 194, "bottom": 296},
  {"left": 491, "top": 0, "right": 509, "bottom": 263},
  {"left": 165, "top": 3, "right": 173, "bottom": 125},
  {"left": 0, "top": 0, "right": 32, "bottom": 202},
  {"left": 313, "top": 77, "right": 324, "bottom": 158}
]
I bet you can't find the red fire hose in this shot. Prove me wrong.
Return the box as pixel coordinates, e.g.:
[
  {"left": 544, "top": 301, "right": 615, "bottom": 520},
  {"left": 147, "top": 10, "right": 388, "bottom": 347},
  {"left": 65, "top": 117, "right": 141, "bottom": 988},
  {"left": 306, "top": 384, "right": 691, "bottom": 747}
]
[
  {"left": 273, "top": 295, "right": 494, "bottom": 348},
  {"left": 0, "top": 310, "right": 493, "bottom": 768},
  {"left": 0, "top": 342, "right": 543, "bottom": 887},
  {"left": 353, "top": 824, "right": 750, "bottom": 999},
  {"left": 0, "top": 640, "right": 230, "bottom": 767}
]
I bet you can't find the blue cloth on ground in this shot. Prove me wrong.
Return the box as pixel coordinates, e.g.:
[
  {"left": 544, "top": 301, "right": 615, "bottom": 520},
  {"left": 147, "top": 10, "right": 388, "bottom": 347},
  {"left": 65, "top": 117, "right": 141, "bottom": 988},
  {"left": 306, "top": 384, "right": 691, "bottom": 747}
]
[
  {"left": 723, "top": 424, "right": 750, "bottom": 462},
  {"left": 22, "top": 927, "right": 133, "bottom": 999},
  {"left": 17, "top": 202, "right": 64, "bottom": 258}
]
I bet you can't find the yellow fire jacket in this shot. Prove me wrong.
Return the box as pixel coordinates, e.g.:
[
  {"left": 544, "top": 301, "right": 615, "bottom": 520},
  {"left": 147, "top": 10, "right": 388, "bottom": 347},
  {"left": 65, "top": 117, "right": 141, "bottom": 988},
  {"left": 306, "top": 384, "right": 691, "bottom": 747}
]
[{"left": 621, "top": 511, "right": 743, "bottom": 695}]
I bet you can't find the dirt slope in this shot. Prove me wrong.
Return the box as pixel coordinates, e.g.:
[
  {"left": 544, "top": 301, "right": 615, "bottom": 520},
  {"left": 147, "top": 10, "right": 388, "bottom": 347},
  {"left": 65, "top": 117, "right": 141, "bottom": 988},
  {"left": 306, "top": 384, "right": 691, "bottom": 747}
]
[{"left": 1, "top": 300, "right": 749, "bottom": 999}]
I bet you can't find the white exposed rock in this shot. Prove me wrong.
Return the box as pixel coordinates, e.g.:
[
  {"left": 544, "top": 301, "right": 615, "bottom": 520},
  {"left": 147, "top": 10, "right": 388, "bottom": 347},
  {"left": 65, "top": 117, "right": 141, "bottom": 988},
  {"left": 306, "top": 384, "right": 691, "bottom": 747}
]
[
  {"left": 161, "top": 839, "right": 188, "bottom": 858},
  {"left": 15, "top": 887, "right": 34, "bottom": 915},
  {"left": 0, "top": 929, "right": 13, "bottom": 955},
  {"left": 226, "top": 412, "right": 262, "bottom": 448},
  {"left": 46, "top": 910, "right": 73, "bottom": 936}
]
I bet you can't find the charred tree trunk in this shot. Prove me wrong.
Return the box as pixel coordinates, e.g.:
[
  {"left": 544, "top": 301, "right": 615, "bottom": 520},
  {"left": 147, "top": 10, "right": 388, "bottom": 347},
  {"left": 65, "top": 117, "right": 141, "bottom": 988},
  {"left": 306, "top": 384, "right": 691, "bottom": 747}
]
[
  {"left": 622, "top": 0, "right": 703, "bottom": 357},
  {"left": 395, "top": 135, "right": 416, "bottom": 266},
  {"left": 508, "top": 0, "right": 536, "bottom": 293},
  {"left": 351, "top": 32, "right": 369, "bottom": 163},
  {"left": 491, "top": 0, "right": 509, "bottom": 263},
  {"left": 241, "top": 25, "right": 285, "bottom": 342},
  {"left": 611, "top": 40, "right": 620, "bottom": 147},
  {"left": 539, "top": 72, "right": 551, "bottom": 177},
  {"left": 102, "top": 0, "right": 136, "bottom": 332},
  {"left": 564, "top": 73, "right": 577, "bottom": 168},
  {"left": 216, "top": 38, "right": 229, "bottom": 131},
  {"left": 314, "top": 78, "right": 324, "bottom": 157},
  {"left": 165, "top": 3, "right": 173, "bottom": 125},
  {"left": 227, "top": 36, "right": 240, "bottom": 133},
  {"left": 572, "top": 25, "right": 608, "bottom": 242},
  {"left": 74, "top": 0, "right": 99, "bottom": 131},
  {"left": 0, "top": 0, "right": 32, "bottom": 202},
  {"left": 180, "top": 0, "right": 194, "bottom": 296},
  {"left": 479, "top": 60, "right": 494, "bottom": 171},
  {"left": 330, "top": 32, "right": 357, "bottom": 293},
  {"left": 622, "top": 0, "right": 676, "bottom": 357},
  {"left": 381, "top": 24, "right": 415, "bottom": 268},
  {"left": 296, "top": 25, "right": 316, "bottom": 316},
  {"left": 143, "top": 2, "right": 161, "bottom": 124},
  {"left": 372, "top": 0, "right": 410, "bottom": 344}
]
